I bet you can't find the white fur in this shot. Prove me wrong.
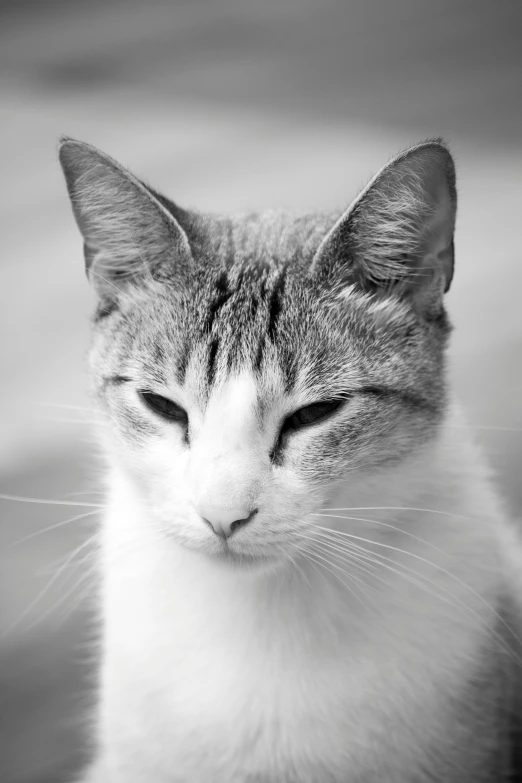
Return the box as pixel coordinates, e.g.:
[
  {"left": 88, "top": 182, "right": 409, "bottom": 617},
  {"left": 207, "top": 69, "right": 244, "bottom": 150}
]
[
  {"left": 83, "top": 400, "right": 522, "bottom": 782},
  {"left": 189, "top": 373, "right": 265, "bottom": 522}
]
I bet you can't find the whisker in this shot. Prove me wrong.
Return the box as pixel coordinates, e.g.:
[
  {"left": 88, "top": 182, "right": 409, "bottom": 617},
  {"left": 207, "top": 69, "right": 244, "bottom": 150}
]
[
  {"left": 311, "top": 525, "right": 522, "bottom": 664},
  {"left": 444, "top": 424, "right": 522, "bottom": 433},
  {"left": 24, "top": 528, "right": 170, "bottom": 632},
  {"left": 312, "top": 531, "right": 521, "bottom": 664},
  {"left": 295, "top": 547, "right": 331, "bottom": 590},
  {"left": 89, "top": 269, "right": 149, "bottom": 317},
  {"left": 296, "top": 532, "right": 382, "bottom": 580},
  {"left": 275, "top": 543, "right": 314, "bottom": 593},
  {"left": 2, "top": 534, "right": 98, "bottom": 639},
  {"left": 7, "top": 509, "right": 100, "bottom": 549},
  {"left": 309, "top": 548, "right": 387, "bottom": 603},
  {"left": 25, "top": 535, "right": 156, "bottom": 631},
  {"left": 36, "top": 416, "right": 104, "bottom": 425},
  {"left": 309, "top": 538, "right": 427, "bottom": 599},
  {"left": 65, "top": 489, "right": 105, "bottom": 498},
  {"left": 34, "top": 402, "right": 98, "bottom": 413},
  {"left": 0, "top": 493, "right": 104, "bottom": 508},
  {"left": 312, "top": 532, "right": 462, "bottom": 599},
  {"left": 294, "top": 543, "right": 377, "bottom": 611},
  {"left": 302, "top": 536, "right": 379, "bottom": 576},
  {"left": 320, "top": 506, "right": 473, "bottom": 521},
  {"left": 312, "top": 513, "right": 447, "bottom": 554}
]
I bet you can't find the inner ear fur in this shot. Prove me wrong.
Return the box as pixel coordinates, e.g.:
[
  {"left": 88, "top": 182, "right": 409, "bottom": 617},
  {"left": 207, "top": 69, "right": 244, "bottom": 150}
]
[
  {"left": 312, "top": 140, "right": 457, "bottom": 313},
  {"left": 58, "top": 137, "right": 193, "bottom": 300}
]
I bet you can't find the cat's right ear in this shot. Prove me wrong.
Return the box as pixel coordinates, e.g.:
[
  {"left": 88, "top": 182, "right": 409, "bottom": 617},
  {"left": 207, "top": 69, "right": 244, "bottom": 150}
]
[{"left": 58, "top": 138, "right": 192, "bottom": 300}]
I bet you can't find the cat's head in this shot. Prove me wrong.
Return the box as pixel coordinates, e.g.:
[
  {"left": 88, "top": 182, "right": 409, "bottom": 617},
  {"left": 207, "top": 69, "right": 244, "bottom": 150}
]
[{"left": 59, "top": 138, "right": 456, "bottom": 569}]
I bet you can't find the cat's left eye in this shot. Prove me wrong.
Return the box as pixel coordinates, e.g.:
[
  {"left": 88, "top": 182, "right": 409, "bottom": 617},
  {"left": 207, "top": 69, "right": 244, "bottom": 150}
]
[
  {"left": 280, "top": 399, "right": 344, "bottom": 435},
  {"left": 139, "top": 392, "right": 188, "bottom": 426}
]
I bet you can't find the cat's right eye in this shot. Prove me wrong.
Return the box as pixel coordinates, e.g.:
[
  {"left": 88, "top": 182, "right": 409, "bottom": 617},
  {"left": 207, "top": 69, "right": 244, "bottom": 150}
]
[{"left": 139, "top": 392, "right": 188, "bottom": 426}]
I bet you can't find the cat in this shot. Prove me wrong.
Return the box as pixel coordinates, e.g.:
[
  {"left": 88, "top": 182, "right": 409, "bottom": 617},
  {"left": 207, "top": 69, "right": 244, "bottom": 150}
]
[{"left": 59, "top": 137, "right": 522, "bottom": 782}]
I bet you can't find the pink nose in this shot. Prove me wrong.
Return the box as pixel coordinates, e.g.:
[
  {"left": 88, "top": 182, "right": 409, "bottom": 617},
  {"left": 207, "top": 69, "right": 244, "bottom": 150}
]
[{"left": 197, "top": 504, "right": 258, "bottom": 539}]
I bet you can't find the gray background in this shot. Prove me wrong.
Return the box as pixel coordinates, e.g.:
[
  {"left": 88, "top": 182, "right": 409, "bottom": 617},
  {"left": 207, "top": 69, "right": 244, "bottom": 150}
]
[{"left": 1, "top": 1, "right": 521, "bottom": 780}]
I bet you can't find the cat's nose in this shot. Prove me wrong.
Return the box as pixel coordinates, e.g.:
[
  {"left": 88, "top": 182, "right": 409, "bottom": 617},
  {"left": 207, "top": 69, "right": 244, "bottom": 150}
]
[{"left": 198, "top": 505, "right": 258, "bottom": 539}]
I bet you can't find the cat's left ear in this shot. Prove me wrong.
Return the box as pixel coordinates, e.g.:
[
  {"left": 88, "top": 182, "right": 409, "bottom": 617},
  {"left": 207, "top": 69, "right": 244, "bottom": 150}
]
[
  {"left": 312, "top": 140, "right": 457, "bottom": 314},
  {"left": 59, "top": 137, "right": 193, "bottom": 300}
]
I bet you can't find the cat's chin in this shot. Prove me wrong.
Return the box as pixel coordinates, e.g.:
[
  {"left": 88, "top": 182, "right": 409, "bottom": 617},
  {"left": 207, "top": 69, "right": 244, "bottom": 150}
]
[{"left": 181, "top": 540, "right": 283, "bottom": 574}]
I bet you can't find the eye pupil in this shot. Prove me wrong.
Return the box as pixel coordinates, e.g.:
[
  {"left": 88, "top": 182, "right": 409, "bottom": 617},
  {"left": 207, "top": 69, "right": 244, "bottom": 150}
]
[{"left": 140, "top": 392, "right": 188, "bottom": 425}]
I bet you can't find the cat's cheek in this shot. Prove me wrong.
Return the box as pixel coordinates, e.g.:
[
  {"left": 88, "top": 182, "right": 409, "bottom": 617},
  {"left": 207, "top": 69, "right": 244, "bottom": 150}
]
[
  {"left": 111, "top": 432, "right": 190, "bottom": 508},
  {"left": 269, "top": 463, "right": 325, "bottom": 522}
]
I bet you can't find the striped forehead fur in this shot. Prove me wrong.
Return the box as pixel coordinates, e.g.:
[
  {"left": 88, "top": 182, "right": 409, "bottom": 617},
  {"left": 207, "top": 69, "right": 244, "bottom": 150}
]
[
  {"left": 72, "top": 140, "right": 453, "bottom": 423},
  {"left": 134, "top": 209, "right": 351, "bottom": 391},
  {"left": 89, "top": 218, "right": 448, "bottom": 435}
]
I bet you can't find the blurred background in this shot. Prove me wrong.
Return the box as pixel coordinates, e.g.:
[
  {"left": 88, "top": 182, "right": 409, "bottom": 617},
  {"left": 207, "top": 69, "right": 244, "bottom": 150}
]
[{"left": 1, "top": 0, "right": 521, "bottom": 780}]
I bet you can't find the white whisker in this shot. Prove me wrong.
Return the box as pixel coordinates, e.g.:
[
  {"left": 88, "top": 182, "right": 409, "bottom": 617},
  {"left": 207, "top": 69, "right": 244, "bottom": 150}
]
[
  {"left": 89, "top": 269, "right": 149, "bottom": 316},
  {"left": 312, "top": 512, "right": 447, "bottom": 554},
  {"left": 34, "top": 402, "right": 98, "bottom": 413},
  {"left": 444, "top": 424, "right": 522, "bottom": 433},
  {"left": 7, "top": 509, "right": 100, "bottom": 549},
  {"left": 36, "top": 416, "right": 104, "bottom": 425},
  {"left": 311, "top": 525, "right": 522, "bottom": 664},
  {"left": 294, "top": 542, "right": 377, "bottom": 611},
  {"left": 2, "top": 534, "right": 98, "bottom": 638},
  {"left": 275, "top": 543, "right": 314, "bottom": 593},
  {"left": 306, "top": 538, "right": 384, "bottom": 580},
  {"left": 320, "top": 506, "right": 473, "bottom": 521},
  {"left": 0, "top": 493, "right": 104, "bottom": 508}
]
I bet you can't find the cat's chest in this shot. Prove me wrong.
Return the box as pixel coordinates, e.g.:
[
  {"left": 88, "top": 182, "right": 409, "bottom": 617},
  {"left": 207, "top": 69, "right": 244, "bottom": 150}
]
[
  {"left": 101, "top": 559, "right": 516, "bottom": 783},
  {"left": 107, "top": 651, "right": 376, "bottom": 783},
  {"left": 103, "top": 627, "right": 518, "bottom": 783},
  {"left": 104, "top": 609, "right": 425, "bottom": 783}
]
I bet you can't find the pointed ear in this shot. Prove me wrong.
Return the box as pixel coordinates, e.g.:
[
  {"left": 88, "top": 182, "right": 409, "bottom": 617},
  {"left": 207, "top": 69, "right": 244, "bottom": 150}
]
[
  {"left": 312, "top": 140, "right": 457, "bottom": 314},
  {"left": 58, "top": 138, "right": 192, "bottom": 300}
]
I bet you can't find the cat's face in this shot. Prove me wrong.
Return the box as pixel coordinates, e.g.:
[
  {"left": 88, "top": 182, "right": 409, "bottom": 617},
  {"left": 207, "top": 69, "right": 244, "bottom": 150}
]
[{"left": 59, "top": 138, "right": 457, "bottom": 568}]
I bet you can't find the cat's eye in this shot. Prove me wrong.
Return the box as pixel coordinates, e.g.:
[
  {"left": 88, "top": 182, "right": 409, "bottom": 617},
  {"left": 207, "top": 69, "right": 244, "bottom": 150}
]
[
  {"left": 139, "top": 392, "right": 188, "bottom": 425},
  {"left": 280, "top": 399, "right": 344, "bottom": 435}
]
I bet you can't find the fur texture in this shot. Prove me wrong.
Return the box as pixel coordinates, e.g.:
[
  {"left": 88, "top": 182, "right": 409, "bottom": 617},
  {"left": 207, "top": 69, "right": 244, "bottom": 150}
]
[{"left": 58, "top": 138, "right": 522, "bottom": 782}]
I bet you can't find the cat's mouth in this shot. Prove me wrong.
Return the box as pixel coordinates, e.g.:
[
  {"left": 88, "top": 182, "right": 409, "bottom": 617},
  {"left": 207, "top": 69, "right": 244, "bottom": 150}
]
[{"left": 211, "top": 544, "right": 276, "bottom": 569}]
